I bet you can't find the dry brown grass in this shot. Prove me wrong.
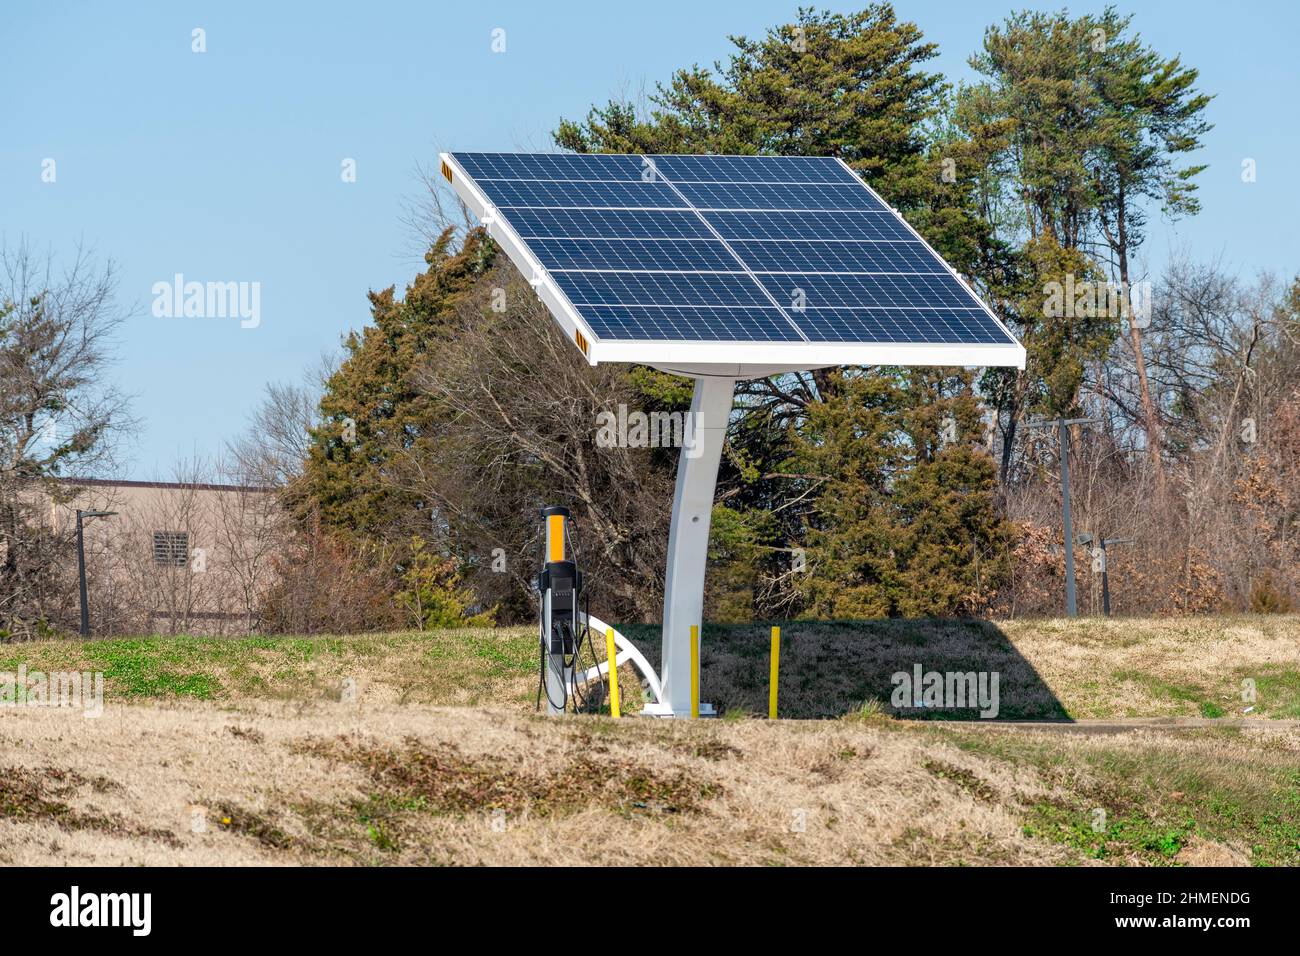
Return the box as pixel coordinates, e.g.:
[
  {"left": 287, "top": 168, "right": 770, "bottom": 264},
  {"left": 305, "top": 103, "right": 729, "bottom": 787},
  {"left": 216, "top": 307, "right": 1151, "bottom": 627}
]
[
  {"left": 3, "top": 615, "right": 1298, "bottom": 866},
  {"left": 0, "top": 628, "right": 545, "bottom": 708},
  {"left": 0, "top": 700, "right": 1053, "bottom": 865},
  {"left": 996, "top": 616, "right": 1300, "bottom": 719},
  {"left": 3, "top": 696, "right": 1297, "bottom": 866}
]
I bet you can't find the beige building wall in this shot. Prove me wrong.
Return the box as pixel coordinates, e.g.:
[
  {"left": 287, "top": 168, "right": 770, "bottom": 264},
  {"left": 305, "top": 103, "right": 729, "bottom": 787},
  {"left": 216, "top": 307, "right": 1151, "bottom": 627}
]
[{"left": 51, "top": 479, "right": 282, "bottom": 636}]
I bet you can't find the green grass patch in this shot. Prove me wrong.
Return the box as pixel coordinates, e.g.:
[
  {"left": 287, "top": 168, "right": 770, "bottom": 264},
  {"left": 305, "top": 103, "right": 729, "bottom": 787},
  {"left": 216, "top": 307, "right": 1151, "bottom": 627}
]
[
  {"left": 1113, "top": 668, "right": 1215, "bottom": 717},
  {"left": 1234, "top": 664, "right": 1300, "bottom": 718},
  {"left": 932, "top": 725, "right": 1300, "bottom": 866},
  {"left": 1023, "top": 802, "right": 1193, "bottom": 862},
  {"left": 0, "top": 629, "right": 544, "bottom": 705}
]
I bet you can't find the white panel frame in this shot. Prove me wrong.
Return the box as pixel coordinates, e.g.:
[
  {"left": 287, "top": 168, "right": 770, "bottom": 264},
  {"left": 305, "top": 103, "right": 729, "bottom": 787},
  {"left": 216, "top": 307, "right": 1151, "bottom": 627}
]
[{"left": 439, "top": 151, "right": 1026, "bottom": 372}]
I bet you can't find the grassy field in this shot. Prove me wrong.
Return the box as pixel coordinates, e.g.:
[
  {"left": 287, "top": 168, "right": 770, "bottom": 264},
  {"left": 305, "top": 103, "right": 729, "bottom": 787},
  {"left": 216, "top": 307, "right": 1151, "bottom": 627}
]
[
  {"left": 4, "top": 614, "right": 1297, "bottom": 718},
  {"left": 2, "top": 615, "right": 1298, "bottom": 866}
]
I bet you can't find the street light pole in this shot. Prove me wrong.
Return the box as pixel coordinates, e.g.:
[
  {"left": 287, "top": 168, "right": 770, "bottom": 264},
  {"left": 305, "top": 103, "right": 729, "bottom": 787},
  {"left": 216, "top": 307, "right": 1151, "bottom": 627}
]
[
  {"left": 77, "top": 511, "right": 89, "bottom": 637},
  {"left": 75, "top": 509, "right": 118, "bottom": 637}
]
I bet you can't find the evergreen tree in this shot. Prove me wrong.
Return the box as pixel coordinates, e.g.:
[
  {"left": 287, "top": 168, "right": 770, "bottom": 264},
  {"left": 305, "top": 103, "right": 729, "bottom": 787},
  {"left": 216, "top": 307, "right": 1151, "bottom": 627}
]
[
  {"left": 790, "top": 368, "right": 1010, "bottom": 617},
  {"left": 963, "top": 8, "right": 1211, "bottom": 484}
]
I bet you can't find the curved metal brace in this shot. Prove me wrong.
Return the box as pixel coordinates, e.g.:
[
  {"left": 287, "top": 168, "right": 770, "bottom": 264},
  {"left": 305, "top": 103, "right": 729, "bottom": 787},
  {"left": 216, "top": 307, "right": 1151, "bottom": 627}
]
[{"left": 576, "top": 612, "right": 664, "bottom": 707}]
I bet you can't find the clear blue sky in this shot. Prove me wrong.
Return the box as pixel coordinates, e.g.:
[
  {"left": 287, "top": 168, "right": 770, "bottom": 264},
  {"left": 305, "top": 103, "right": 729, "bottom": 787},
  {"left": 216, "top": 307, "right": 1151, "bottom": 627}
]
[{"left": 3, "top": 1, "right": 1296, "bottom": 478}]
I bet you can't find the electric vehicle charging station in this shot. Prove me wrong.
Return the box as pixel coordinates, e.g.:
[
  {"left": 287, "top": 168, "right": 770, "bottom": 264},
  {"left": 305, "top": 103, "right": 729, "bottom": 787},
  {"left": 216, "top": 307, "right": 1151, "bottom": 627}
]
[
  {"left": 534, "top": 505, "right": 667, "bottom": 715},
  {"left": 536, "top": 506, "right": 580, "bottom": 715}
]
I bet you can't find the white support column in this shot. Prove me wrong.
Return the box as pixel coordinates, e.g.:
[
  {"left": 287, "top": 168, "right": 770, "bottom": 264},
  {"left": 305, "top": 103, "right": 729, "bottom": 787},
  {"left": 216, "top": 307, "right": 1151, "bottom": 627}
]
[{"left": 655, "top": 375, "right": 734, "bottom": 717}]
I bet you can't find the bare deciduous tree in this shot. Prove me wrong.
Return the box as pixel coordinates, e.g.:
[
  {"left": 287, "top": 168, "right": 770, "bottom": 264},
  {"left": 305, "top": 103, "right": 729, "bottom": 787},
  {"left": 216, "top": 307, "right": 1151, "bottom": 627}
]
[
  {"left": 0, "top": 240, "right": 132, "bottom": 639},
  {"left": 997, "top": 268, "right": 1300, "bottom": 617},
  {"left": 398, "top": 264, "right": 675, "bottom": 623},
  {"left": 212, "top": 458, "right": 283, "bottom": 633},
  {"left": 225, "top": 353, "right": 335, "bottom": 488}
]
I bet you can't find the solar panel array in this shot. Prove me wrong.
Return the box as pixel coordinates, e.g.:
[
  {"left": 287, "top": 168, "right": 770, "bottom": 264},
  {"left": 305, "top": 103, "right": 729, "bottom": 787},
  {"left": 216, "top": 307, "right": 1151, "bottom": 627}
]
[{"left": 449, "top": 152, "right": 1018, "bottom": 348}]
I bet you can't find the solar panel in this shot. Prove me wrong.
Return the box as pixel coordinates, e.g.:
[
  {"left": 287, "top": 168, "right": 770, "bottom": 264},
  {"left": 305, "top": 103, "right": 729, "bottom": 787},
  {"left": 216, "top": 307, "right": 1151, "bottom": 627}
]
[
  {"left": 677, "top": 180, "right": 887, "bottom": 212},
  {"left": 583, "top": 305, "right": 795, "bottom": 342},
  {"left": 649, "top": 154, "right": 854, "bottom": 183},
  {"left": 756, "top": 274, "right": 981, "bottom": 309},
  {"left": 440, "top": 151, "right": 1025, "bottom": 369},
  {"left": 479, "top": 178, "right": 684, "bottom": 209}
]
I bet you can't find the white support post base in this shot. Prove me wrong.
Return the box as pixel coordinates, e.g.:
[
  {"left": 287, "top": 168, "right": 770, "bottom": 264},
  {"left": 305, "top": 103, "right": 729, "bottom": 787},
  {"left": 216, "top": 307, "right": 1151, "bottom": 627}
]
[{"left": 643, "top": 375, "right": 734, "bottom": 718}]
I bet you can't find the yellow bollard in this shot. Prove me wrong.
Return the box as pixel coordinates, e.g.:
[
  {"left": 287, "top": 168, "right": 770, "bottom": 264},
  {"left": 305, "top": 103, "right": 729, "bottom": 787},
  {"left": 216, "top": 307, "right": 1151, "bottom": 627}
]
[
  {"left": 769, "top": 626, "right": 780, "bottom": 719},
  {"left": 690, "top": 624, "right": 700, "bottom": 719},
  {"left": 604, "top": 627, "right": 621, "bottom": 719}
]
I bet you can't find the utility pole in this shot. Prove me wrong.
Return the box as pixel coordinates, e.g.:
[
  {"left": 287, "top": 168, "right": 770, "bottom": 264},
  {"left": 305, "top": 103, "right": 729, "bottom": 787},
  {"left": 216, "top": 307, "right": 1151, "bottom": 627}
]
[
  {"left": 76, "top": 509, "right": 118, "bottom": 637},
  {"left": 1022, "top": 418, "right": 1098, "bottom": 617}
]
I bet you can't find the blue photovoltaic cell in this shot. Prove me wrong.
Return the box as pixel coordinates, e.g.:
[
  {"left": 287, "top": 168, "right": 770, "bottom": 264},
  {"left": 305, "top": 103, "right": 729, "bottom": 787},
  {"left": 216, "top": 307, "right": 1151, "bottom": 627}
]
[
  {"left": 455, "top": 152, "right": 645, "bottom": 182},
  {"left": 676, "top": 181, "right": 886, "bottom": 211},
  {"left": 485, "top": 179, "right": 684, "bottom": 209},
  {"left": 731, "top": 240, "right": 947, "bottom": 275},
  {"left": 795, "top": 308, "right": 1011, "bottom": 344},
  {"left": 582, "top": 305, "right": 800, "bottom": 342},
  {"left": 648, "top": 154, "right": 852, "bottom": 184},
  {"left": 530, "top": 238, "right": 739, "bottom": 273},
  {"left": 551, "top": 272, "right": 771, "bottom": 308},
  {"left": 448, "top": 151, "right": 1018, "bottom": 348},
  {"left": 706, "top": 210, "right": 915, "bottom": 242},
  {"left": 505, "top": 208, "right": 713, "bottom": 240},
  {"left": 757, "top": 274, "right": 977, "bottom": 310}
]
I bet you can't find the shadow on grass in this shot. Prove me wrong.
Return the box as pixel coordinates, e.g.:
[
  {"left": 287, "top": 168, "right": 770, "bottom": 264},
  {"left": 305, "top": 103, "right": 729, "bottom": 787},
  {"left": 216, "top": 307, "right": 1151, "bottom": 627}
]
[{"left": 617, "top": 619, "right": 1070, "bottom": 721}]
